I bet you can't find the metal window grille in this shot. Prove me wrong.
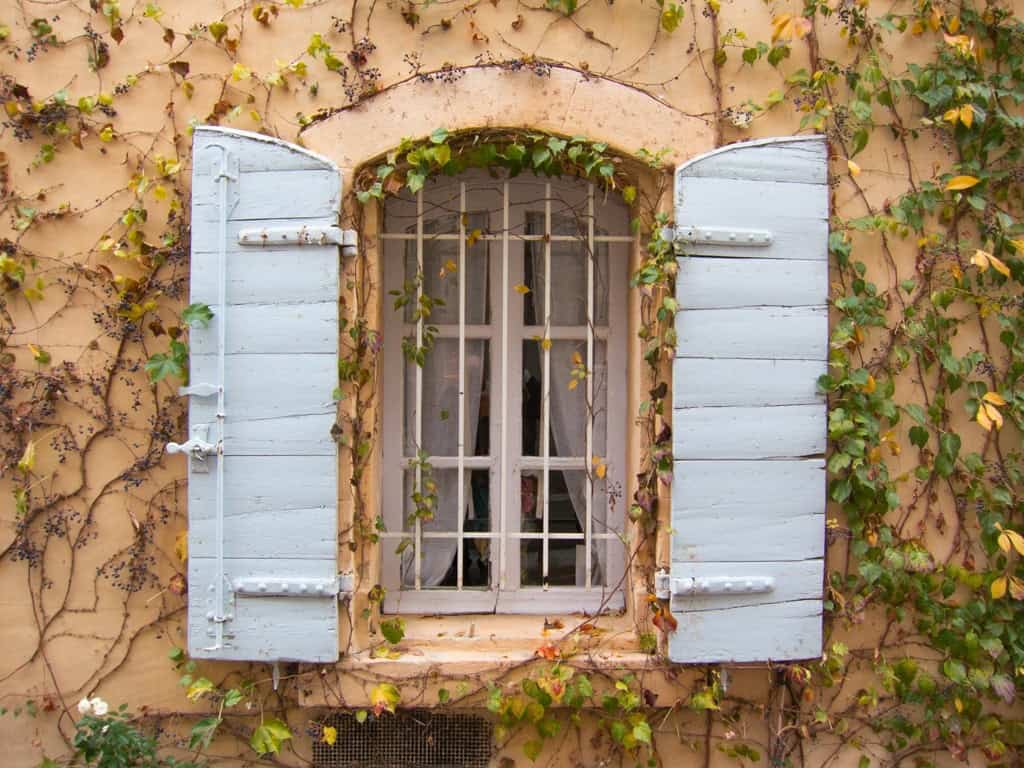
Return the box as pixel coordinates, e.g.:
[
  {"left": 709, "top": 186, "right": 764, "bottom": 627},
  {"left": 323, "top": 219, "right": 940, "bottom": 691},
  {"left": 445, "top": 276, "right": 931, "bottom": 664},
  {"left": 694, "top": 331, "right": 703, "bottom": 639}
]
[
  {"left": 380, "top": 173, "right": 630, "bottom": 614},
  {"left": 312, "top": 710, "right": 493, "bottom": 768}
]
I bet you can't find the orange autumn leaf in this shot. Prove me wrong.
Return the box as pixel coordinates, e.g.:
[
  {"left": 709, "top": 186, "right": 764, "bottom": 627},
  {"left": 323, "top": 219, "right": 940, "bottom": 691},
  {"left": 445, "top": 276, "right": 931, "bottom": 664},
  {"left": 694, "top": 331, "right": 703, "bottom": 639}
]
[
  {"left": 944, "top": 175, "right": 979, "bottom": 191},
  {"left": 535, "top": 643, "right": 560, "bottom": 660}
]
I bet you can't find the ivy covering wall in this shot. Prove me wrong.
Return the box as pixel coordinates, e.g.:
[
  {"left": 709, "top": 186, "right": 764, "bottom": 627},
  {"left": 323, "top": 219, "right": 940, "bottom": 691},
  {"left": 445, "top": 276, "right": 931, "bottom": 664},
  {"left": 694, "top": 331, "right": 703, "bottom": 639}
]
[{"left": 1, "top": 0, "right": 1023, "bottom": 766}]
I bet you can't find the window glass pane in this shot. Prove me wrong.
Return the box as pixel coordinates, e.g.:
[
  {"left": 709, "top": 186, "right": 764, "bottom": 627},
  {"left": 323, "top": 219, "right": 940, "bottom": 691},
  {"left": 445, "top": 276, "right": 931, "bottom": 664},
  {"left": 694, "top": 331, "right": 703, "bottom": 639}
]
[
  {"left": 404, "top": 339, "right": 489, "bottom": 457},
  {"left": 400, "top": 469, "right": 492, "bottom": 588},
  {"left": 521, "top": 340, "right": 605, "bottom": 458},
  {"left": 403, "top": 213, "right": 489, "bottom": 325},
  {"left": 522, "top": 214, "right": 609, "bottom": 326},
  {"left": 519, "top": 470, "right": 613, "bottom": 588}
]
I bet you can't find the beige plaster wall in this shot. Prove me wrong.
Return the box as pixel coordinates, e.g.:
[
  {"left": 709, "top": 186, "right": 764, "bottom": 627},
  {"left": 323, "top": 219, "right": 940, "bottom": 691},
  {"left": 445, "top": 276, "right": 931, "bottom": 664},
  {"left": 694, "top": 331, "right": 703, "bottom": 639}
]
[{"left": 0, "top": 0, "right": 1017, "bottom": 766}]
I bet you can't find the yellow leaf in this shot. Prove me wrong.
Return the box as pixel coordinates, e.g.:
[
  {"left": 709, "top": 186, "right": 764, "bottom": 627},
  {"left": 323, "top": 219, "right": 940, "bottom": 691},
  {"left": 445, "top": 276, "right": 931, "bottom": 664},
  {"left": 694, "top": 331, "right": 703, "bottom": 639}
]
[
  {"left": 943, "top": 108, "right": 960, "bottom": 124},
  {"left": 947, "top": 15, "right": 960, "bottom": 33},
  {"left": 1004, "top": 529, "right": 1024, "bottom": 556},
  {"left": 862, "top": 374, "right": 876, "bottom": 394},
  {"left": 944, "top": 175, "right": 979, "bottom": 191},
  {"left": 466, "top": 228, "right": 482, "bottom": 247},
  {"left": 1009, "top": 239, "right": 1024, "bottom": 254},
  {"left": 847, "top": 159, "right": 861, "bottom": 177},
  {"left": 175, "top": 530, "right": 188, "bottom": 562},
  {"left": 988, "top": 254, "right": 1010, "bottom": 277},
  {"left": 567, "top": 379, "right": 578, "bottom": 391},
  {"left": 976, "top": 402, "right": 993, "bottom": 431},
  {"left": 370, "top": 683, "right": 401, "bottom": 714},
  {"left": 592, "top": 456, "right": 608, "bottom": 479},
  {"left": 514, "top": 283, "right": 531, "bottom": 295},
  {"left": 540, "top": 337, "right": 552, "bottom": 351},
  {"left": 17, "top": 440, "right": 36, "bottom": 474},
  {"left": 322, "top": 725, "right": 337, "bottom": 746},
  {"left": 231, "top": 63, "right": 251, "bottom": 81},
  {"left": 959, "top": 104, "right": 973, "bottom": 127},
  {"left": 998, "top": 531, "right": 1011, "bottom": 553},
  {"left": 983, "top": 391, "right": 1007, "bottom": 406},
  {"left": 992, "top": 575, "right": 1007, "bottom": 599},
  {"left": 971, "top": 249, "right": 991, "bottom": 271},
  {"left": 571, "top": 350, "right": 583, "bottom": 366},
  {"left": 1010, "top": 576, "right": 1024, "bottom": 600},
  {"left": 771, "top": 13, "right": 812, "bottom": 42},
  {"left": 984, "top": 402, "right": 1004, "bottom": 430}
]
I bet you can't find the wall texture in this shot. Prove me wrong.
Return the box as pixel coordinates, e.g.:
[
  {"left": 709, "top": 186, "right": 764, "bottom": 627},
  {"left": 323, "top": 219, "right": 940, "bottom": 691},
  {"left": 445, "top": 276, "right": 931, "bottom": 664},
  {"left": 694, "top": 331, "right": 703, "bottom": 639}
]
[{"left": 1, "top": 0, "right": 1023, "bottom": 766}]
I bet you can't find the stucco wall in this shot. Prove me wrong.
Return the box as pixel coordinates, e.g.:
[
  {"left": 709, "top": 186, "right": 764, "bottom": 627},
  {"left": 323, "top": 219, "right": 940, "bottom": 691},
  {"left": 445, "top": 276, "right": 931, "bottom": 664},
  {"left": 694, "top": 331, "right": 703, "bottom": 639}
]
[{"left": 1, "top": 0, "right": 1020, "bottom": 766}]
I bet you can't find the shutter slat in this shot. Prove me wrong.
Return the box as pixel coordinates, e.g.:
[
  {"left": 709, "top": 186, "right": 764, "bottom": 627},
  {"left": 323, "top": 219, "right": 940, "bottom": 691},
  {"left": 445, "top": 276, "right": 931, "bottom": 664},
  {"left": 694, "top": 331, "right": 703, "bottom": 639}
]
[
  {"left": 185, "top": 126, "right": 339, "bottom": 663},
  {"left": 675, "top": 306, "right": 827, "bottom": 360},
  {"left": 673, "top": 460, "right": 824, "bottom": 562},
  {"left": 673, "top": 359, "right": 825, "bottom": 408},
  {"left": 676, "top": 258, "right": 828, "bottom": 309},
  {"left": 669, "top": 136, "right": 828, "bottom": 663}
]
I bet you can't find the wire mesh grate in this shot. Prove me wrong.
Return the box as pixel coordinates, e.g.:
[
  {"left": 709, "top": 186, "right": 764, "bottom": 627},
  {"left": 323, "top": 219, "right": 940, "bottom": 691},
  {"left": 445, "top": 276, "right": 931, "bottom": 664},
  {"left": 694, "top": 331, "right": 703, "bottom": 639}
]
[{"left": 312, "top": 709, "right": 493, "bottom": 768}]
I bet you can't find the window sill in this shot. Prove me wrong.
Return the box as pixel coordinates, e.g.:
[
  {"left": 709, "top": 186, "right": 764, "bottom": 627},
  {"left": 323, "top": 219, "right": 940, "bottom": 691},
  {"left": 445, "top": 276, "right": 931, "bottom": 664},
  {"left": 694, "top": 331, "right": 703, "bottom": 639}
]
[{"left": 297, "top": 612, "right": 682, "bottom": 708}]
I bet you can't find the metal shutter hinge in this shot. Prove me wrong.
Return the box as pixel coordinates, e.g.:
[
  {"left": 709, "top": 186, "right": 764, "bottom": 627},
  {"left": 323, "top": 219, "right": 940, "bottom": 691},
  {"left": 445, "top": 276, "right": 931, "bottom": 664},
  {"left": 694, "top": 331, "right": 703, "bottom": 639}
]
[
  {"left": 237, "top": 224, "right": 358, "bottom": 256},
  {"left": 654, "top": 569, "right": 671, "bottom": 600},
  {"left": 231, "top": 572, "right": 355, "bottom": 600},
  {"left": 662, "top": 225, "right": 773, "bottom": 253},
  {"left": 672, "top": 576, "right": 775, "bottom": 596}
]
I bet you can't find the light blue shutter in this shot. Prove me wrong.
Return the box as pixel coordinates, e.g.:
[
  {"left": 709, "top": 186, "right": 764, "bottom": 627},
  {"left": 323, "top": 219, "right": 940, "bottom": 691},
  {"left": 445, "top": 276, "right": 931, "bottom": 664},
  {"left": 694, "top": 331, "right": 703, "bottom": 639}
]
[
  {"left": 178, "top": 127, "right": 340, "bottom": 662},
  {"left": 668, "top": 136, "right": 828, "bottom": 663}
]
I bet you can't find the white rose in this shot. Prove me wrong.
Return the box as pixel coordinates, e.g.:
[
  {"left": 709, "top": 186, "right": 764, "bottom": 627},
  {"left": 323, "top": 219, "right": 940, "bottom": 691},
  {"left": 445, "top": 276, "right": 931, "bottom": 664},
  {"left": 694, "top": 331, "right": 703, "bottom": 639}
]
[
  {"left": 77, "top": 698, "right": 92, "bottom": 715},
  {"left": 90, "top": 697, "right": 109, "bottom": 716}
]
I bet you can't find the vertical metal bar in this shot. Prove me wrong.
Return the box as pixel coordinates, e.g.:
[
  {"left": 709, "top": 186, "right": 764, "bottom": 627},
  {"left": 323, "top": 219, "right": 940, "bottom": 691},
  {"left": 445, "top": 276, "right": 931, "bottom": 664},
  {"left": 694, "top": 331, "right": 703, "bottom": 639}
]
[
  {"left": 585, "top": 184, "right": 595, "bottom": 589},
  {"left": 499, "top": 181, "right": 509, "bottom": 591},
  {"left": 457, "top": 183, "right": 466, "bottom": 591},
  {"left": 414, "top": 189, "right": 424, "bottom": 591},
  {"left": 212, "top": 147, "right": 230, "bottom": 650},
  {"left": 542, "top": 182, "right": 551, "bottom": 588}
]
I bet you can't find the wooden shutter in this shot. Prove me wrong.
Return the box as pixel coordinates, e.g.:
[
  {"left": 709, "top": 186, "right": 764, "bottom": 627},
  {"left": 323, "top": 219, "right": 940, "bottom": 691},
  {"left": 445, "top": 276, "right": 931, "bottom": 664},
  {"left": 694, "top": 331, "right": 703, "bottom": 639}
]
[
  {"left": 668, "top": 136, "right": 828, "bottom": 663},
  {"left": 180, "top": 127, "right": 340, "bottom": 662}
]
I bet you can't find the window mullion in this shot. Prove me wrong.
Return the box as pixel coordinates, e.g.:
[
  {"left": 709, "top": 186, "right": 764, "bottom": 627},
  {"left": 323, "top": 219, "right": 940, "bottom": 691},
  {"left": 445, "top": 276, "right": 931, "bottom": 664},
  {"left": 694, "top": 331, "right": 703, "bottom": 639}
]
[
  {"left": 586, "top": 183, "right": 595, "bottom": 589},
  {"left": 499, "top": 180, "right": 510, "bottom": 592},
  {"left": 542, "top": 182, "right": 551, "bottom": 589},
  {"left": 457, "top": 182, "right": 466, "bottom": 591},
  {"left": 414, "top": 189, "right": 424, "bottom": 591}
]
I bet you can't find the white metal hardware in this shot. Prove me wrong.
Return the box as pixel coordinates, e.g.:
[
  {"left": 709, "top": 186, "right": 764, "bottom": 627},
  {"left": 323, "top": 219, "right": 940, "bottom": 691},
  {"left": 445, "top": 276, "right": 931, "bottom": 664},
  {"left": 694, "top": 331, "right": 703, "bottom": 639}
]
[
  {"left": 167, "top": 423, "right": 219, "bottom": 474},
  {"left": 179, "top": 383, "right": 220, "bottom": 397},
  {"left": 663, "top": 225, "right": 773, "bottom": 251},
  {"left": 237, "top": 224, "right": 358, "bottom": 256},
  {"left": 234, "top": 576, "right": 341, "bottom": 597},
  {"left": 671, "top": 575, "right": 775, "bottom": 596},
  {"left": 654, "top": 568, "right": 671, "bottom": 600}
]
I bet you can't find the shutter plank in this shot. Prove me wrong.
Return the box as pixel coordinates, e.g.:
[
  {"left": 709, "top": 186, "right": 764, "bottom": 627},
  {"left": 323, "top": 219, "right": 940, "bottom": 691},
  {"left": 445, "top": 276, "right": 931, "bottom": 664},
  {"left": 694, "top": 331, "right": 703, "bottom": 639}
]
[
  {"left": 676, "top": 258, "right": 827, "bottom": 309},
  {"left": 188, "top": 558, "right": 338, "bottom": 662},
  {"left": 673, "top": 358, "right": 825, "bottom": 408},
  {"left": 675, "top": 306, "right": 827, "bottom": 360},
  {"left": 672, "top": 459, "right": 824, "bottom": 562},
  {"left": 669, "top": 136, "right": 828, "bottom": 663},
  {"left": 674, "top": 404, "right": 825, "bottom": 459},
  {"left": 184, "top": 126, "right": 339, "bottom": 663},
  {"left": 190, "top": 302, "right": 337, "bottom": 355}
]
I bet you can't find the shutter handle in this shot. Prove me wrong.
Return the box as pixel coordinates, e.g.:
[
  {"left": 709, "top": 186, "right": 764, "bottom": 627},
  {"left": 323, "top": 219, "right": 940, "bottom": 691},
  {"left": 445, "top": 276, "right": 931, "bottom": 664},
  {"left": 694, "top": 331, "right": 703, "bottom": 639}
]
[{"left": 167, "top": 424, "right": 220, "bottom": 461}]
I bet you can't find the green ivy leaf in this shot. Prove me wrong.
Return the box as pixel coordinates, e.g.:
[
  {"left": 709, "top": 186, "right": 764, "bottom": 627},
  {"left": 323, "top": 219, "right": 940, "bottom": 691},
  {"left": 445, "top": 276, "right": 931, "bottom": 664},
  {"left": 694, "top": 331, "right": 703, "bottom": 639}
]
[
  {"left": 523, "top": 738, "right": 543, "bottom": 762},
  {"left": 189, "top": 716, "right": 222, "bottom": 750},
  {"left": 380, "top": 617, "right": 405, "bottom": 644},
  {"left": 181, "top": 302, "right": 214, "bottom": 328},
  {"left": 250, "top": 717, "right": 292, "bottom": 755}
]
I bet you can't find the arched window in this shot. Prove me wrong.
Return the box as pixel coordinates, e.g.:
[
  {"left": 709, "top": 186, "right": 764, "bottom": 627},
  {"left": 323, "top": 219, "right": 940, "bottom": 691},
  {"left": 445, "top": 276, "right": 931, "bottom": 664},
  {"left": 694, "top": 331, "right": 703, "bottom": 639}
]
[{"left": 380, "top": 171, "right": 630, "bottom": 614}]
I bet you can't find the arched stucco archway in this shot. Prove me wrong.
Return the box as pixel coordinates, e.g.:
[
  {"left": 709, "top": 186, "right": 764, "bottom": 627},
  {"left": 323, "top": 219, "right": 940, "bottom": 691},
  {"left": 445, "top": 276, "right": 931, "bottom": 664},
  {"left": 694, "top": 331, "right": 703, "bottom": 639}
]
[{"left": 300, "top": 64, "right": 715, "bottom": 172}]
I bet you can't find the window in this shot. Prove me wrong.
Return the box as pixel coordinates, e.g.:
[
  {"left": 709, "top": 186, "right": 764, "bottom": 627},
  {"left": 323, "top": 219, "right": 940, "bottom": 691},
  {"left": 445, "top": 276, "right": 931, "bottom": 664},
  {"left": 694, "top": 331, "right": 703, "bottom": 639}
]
[{"left": 380, "top": 172, "right": 631, "bottom": 613}]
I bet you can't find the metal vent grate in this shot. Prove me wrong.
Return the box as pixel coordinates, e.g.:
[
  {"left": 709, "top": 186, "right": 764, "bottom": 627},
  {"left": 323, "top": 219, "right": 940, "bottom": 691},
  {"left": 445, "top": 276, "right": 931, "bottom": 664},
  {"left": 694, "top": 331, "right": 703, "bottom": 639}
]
[{"left": 312, "top": 710, "right": 493, "bottom": 768}]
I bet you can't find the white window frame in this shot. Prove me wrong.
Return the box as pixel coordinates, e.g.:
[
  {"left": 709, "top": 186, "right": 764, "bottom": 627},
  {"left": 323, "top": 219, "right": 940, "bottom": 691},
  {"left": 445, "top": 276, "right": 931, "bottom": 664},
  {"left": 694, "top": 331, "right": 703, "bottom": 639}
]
[{"left": 380, "top": 172, "right": 629, "bottom": 614}]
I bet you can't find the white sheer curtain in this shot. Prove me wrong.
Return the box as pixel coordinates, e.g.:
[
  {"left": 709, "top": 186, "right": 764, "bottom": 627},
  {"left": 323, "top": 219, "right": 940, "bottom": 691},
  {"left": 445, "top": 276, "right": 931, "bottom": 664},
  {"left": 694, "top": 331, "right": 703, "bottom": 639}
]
[
  {"left": 536, "top": 238, "right": 608, "bottom": 586},
  {"left": 402, "top": 228, "right": 488, "bottom": 587}
]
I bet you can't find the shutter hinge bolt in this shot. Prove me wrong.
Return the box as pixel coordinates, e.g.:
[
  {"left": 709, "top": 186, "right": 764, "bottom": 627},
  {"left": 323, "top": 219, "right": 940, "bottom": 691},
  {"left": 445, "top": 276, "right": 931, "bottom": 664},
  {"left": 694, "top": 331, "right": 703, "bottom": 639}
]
[{"left": 654, "top": 569, "right": 671, "bottom": 600}]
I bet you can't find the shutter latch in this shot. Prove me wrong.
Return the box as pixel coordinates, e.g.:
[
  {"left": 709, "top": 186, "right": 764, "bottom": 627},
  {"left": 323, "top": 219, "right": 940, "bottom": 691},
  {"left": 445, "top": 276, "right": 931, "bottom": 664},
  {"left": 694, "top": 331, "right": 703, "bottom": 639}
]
[
  {"left": 237, "top": 225, "right": 358, "bottom": 256},
  {"left": 231, "top": 571, "right": 355, "bottom": 600},
  {"left": 166, "top": 423, "right": 221, "bottom": 473},
  {"left": 654, "top": 569, "right": 671, "bottom": 600},
  {"left": 662, "top": 225, "right": 773, "bottom": 253}
]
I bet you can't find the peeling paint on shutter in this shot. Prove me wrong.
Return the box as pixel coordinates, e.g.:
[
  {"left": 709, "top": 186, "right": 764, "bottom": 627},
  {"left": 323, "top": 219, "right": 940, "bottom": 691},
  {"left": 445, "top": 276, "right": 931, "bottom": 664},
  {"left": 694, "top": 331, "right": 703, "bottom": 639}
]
[
  {"left": 668, "top": 136, "right": 828, "bottom": 663},
  {"left": 180, "top": 127, "right": 340, "bottom": 662}
]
